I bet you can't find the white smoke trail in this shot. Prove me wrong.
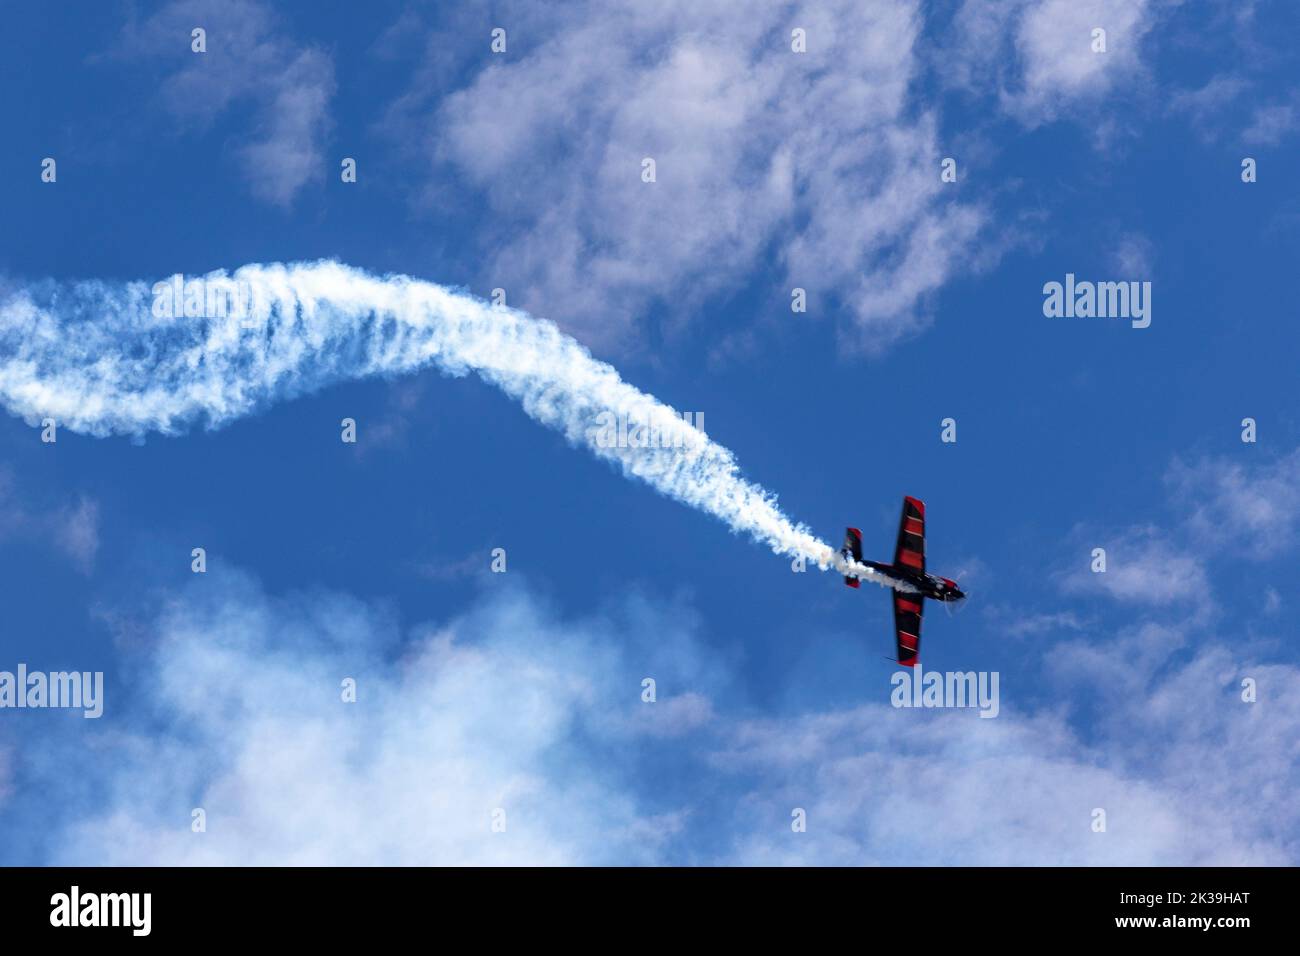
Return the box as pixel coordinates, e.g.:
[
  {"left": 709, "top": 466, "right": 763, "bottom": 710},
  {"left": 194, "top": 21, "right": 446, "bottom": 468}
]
[{"left": 0, "top": 260, "right": 908, "bottom": 590}]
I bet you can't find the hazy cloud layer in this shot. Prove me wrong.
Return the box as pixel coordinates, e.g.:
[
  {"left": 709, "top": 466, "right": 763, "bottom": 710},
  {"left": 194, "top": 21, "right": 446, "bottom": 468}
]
[{"left": 26, "top": 560, "right": 1296, "bottom": 865}]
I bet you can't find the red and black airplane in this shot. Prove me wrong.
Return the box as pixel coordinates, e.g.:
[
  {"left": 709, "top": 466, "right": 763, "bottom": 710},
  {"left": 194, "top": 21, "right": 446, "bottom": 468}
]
[{"left": 841, "top": 496, "right": 965, "bottom": 666}]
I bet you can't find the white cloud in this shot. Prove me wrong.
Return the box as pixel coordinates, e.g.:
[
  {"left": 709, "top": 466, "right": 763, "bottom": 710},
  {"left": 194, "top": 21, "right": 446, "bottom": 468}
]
[
  {"left": 1110, "top": 231, "right": 1154, "bottom": 277},
  {"left": 624, "top": 691, "right": 715, "bottom": 739},
  {"left": 1168, "top": 76, "right": 1300, "bottom": 148},
  {"left": 1057, "top": 526, "right": 1210, "bottom": 607},
  {"left": 1169, "top": 73, "right": 1248, "bottom": 114},
  {"left": 379, "top": 0, "right": 1178, "bottom": 354},
  {"left": 44, "top": 574, "right": 712, "bottom": 865},
  {"left": 1052, "top": 449, "right": 1300, "bottom": 612},
  {"left": 1243, "top": 101, "right": 1300, "bottom": 146},
  {"left": 390, "top": 0, "right": 989, "bottom": 353},
  {"left": 947, "top": 0, "right": 1161, "bottom": 126},
  {"left": 716, "top": 638, "right": 1299, "bottom": 864},
  {"left": 1168, "top": 73, "right": 1250, "bottom": 139},
  {"left": 718, "top": 589, "right": 1298, "bottom": 866},
  {"left": 1045, "top": 618, "right": 1188, "bottom": 699},
  {"left": 23, "top": 563, "right": 1299, "bottom": 866},
  {"left": 116, "top": 0, "right": 335, "bottom": 207},
  {"left": 1168, "top": 450, "right": 1300, "bottom": 557},
  {"left": 995, "top": 608, "right": 1088, "bottom": 638},
  {"left": 1009, "top": 0, "right": 1156, "bottom": 123}
]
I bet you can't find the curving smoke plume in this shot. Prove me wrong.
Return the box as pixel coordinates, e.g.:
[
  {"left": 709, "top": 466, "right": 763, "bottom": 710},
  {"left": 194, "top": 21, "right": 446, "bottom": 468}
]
[{"left": 0, "top": 260, "right": 905, "bottom": 589}]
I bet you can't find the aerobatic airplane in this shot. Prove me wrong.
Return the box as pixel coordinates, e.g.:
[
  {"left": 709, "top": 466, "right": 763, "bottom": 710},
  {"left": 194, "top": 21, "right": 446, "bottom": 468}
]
[{"left": 841, "top": 496, "right": 965, "bottom": 666}]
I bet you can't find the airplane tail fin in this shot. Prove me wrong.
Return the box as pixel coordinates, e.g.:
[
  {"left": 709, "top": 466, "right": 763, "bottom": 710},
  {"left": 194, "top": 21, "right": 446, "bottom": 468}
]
[{"left": 841, "top": 527, "right": 863, "bottom": 588}]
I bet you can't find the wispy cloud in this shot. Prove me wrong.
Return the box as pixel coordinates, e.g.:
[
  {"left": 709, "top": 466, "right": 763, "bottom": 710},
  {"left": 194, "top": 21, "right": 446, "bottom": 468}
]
[
  {"left": 1056, "top": 525, "right": 1210, "bottom": 607},
  {"left": 1109, "top": 231, "right": 1154, "bottom": 277},
  {"left": 115, "top": 0, "right": 335, "bottom": 207},
  {"left": 0, "top": 469, "right": 99, "bottom": 574},
  {"left": 985, "top": 606, "right": 1089, "bottom": 639},
  {"left": 1050, "top": 448, "right": 1300, "bottom": 615},
  {"left": 946, "top": 0, "right": 1162, "bottom": 127},
  {"left": 1168, "top": 73, "right": 1250, "bottom": 139},
  {"left": 52, "top": 496, "right": 100, "bottom": 574},
  {"left": 1168, "top": 450, "right": 1300, "bottom": 557},
  {"left": 1242, "top": 100, "right": 1300, "bottom": 146},
  {"left": 386, "top": 0, "right": 991, "bottom": 353}
]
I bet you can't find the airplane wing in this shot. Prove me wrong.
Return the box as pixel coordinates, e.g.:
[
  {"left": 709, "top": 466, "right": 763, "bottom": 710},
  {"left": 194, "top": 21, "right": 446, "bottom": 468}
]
[
  {"left": 893, "top": 496, "right": 925, "bottom": 573},
  {"left": 892, "top": 591, "right": 923, "bottom": 666}
]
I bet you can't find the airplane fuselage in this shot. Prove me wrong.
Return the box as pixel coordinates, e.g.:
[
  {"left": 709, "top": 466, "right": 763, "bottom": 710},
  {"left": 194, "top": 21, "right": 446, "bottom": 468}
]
[{"left": 860, "top": 560, "right": 965, "bottom": 603}]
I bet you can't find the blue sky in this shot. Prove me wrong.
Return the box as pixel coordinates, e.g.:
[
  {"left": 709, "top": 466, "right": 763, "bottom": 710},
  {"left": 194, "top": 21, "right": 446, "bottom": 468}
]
[{"left": 1, "top": 0, "right": 1298, "bottom": 865}]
